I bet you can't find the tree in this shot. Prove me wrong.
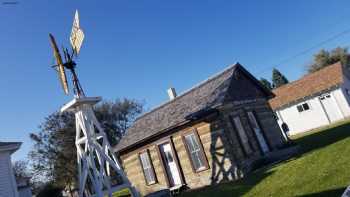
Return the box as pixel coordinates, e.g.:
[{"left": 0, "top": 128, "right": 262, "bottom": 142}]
[
  {"left": 13, "top": 160, "right": 31, "bottom": 179},
  {"left": 29, "top": 98, "right": 143, "bottom": 195},
  {"left": 272, "top": 68, "right": 289, "bottom": 88},
  {"left": 29, "top": 112, "right": 77, "bottom": 194},
  {"left": 95, "top": 98, "right": 143, "bottom": 145},
  {"left": 259, "top": 78, "right": 272, "bottom": 90},
  {"left": 13, "top": 160, "right": 42, "bottom": 194},
  {"left": 307, "top": 47, "right": 350, "bottom": 73}
]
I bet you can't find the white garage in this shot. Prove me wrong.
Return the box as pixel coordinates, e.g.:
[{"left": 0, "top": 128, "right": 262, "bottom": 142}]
[{"left": 269, "top": 62, "right": 350, "bottom": 135}]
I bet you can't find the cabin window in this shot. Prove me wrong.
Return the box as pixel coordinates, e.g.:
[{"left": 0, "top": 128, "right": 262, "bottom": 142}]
[
  {"left": 297, "top": 103, "right": 310, "bottom": 112},
  {"left": 183, "top": 131, "right": 208, "bottom": 172},
  {"left": 139, "top": 150, "right": 157, "bottom": 185}
]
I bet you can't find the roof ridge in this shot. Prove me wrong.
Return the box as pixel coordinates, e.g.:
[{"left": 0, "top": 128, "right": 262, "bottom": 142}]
[{"left": 134, "top": 63, "right": 239, "bottom": 121}]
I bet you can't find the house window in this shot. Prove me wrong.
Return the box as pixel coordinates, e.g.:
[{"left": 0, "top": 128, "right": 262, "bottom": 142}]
[
  {"left": 183, "top": 131, "right": 208, "bottom": 172},
  {"left": 139, "top": 150, "right": 157, "bottom": 185},
  {"left": 297, "top": 103, "right": 310, "bottom": 112},
  {"left": 319, "top": 94, "right": 331, "bottom": 100}
]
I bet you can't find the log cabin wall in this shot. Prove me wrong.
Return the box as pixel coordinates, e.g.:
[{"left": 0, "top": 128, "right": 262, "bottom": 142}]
[{"left": 119, "top": 115, "right": 243, "bottom": 196}]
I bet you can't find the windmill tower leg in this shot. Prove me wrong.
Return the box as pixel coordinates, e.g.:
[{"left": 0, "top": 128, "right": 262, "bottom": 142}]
[{"left": 62, "top": 97, "right": 139, "bottom": 197}]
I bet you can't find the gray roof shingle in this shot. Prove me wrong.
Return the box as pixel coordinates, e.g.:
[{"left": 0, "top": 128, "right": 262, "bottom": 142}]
[{"left": 115, "top": 63, "right": 269, "bottom": 152}]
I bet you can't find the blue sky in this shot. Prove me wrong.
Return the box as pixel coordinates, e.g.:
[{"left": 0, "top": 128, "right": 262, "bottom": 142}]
[{"left": 2, "top": 0, "right": 350, "bottom": 161}]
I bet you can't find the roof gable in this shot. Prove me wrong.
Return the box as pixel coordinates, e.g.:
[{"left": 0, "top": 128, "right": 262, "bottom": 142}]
[
  {"left": 225, "top": 64, "right": 274, "bottom": 102},
  {"left": 269, "top": 62, "right": 345, "bottom": 110},
  {"left": 115, "top": 63, "right": 272, "bottom": 152}
]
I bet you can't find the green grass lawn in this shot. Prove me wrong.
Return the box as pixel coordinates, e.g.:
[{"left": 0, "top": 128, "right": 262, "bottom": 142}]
[{"left": 180, "top": 120, "right": 350, "bottom": 197}]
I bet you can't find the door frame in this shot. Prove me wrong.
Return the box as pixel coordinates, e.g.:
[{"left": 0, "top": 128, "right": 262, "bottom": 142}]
[
  {"left": 155, "top": 137, "right": 185, "bottom": 188},
  {"left": 229, "top": 115, "right": 255, "bottom": 157},
  {"left": 318, "top": 92, "right": 344, "bottom": 123},
  {"left": 245, "top": 110, "right": 271, "bottom": 154}
]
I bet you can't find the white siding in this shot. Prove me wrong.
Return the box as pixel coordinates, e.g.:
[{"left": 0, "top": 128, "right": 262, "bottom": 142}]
[
  {"left": 338, "top": 76, "right": 350, "bottom": 117},
  {"left": 332, "top": 88, "right": 350, "bottom": 117},
  {"left": 274, "top": 74, "right": 350, "bottom": 136},
  {"left": 0, "top": 152, "right": 19, "bottom": 197},
  {"left": 276, "top": 94, "right": 331, "bottom": 135}
]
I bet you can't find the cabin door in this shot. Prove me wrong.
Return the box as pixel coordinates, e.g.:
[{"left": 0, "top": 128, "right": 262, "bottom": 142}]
[
  {"left": 319, "top": 93, "right": 343, "bottom": 123},
  {"left": 247, "top": 112, "right": 270, "bottom": 153},
  {"left": 159, "top": 143, "right": 182, "bottom": 187}
]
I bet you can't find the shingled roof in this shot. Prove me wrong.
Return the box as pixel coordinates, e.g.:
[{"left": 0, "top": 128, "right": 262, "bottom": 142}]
[
  {"left": 269, "top": 62, "right": 346, "bottom": 110},
  {"left": 115, "top": 63, "right": 270, "bottom": 153}
]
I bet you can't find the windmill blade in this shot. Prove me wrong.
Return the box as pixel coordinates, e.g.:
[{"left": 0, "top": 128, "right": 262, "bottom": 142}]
[{"left": 49, "top": 33, "right": 69, "bottom": 95}]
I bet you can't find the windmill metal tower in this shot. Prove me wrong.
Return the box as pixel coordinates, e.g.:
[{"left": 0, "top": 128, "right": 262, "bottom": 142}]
[{"left": 49, "top": 10, "right": 139, "bottom": 197}]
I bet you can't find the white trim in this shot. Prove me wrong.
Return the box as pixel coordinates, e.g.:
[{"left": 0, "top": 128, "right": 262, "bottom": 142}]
[{"left": 318, "top": 96, "right": 331, "bottom": 124}]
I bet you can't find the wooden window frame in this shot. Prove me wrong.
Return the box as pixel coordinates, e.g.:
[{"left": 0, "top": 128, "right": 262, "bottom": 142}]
[
  {"left": 182, "top": 129, "right": 209, "bottom": 173},
  {"left": 138, "top": 149, "right": 157, "bottom": 185},
  {"left": 155, "top": 137, "right": 185, "bottom": 187}
]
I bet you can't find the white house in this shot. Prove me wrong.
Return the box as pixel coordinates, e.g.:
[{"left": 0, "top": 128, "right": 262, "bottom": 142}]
[
  {"left": 269, "top": 62, "right": 350, "bottom": 135},
  {"left": 0, "top": 141, "right": 22, "bottom": 197}
]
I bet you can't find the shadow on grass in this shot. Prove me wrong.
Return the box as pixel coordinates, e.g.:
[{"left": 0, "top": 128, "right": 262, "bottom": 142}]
[
  {"left": 180, "top": 171, "right": 274, "bottom": 197},
  {"left": 181, "top": 121, "right": 350, "bottom": 197},
  {"left": 293, "top": 122, "right": 350, "bottom": 155},
  {"left": 296, "top": 187, "right": 346, "bottom": 197}
]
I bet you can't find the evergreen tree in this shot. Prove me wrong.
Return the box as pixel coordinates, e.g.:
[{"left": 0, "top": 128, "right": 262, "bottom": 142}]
[
  {"left": 272, "top": 68, "right": 289, "bottom": 88},
  {"left": 259, "top": 78, "right": 272, "bottom": 90}
]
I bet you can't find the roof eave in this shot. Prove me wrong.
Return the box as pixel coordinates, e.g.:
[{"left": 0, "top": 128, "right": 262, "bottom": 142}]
[
  {"left": 116, "top": 107, "right": 220, "bottom": 154},
  {"left": 0, "top": 142, "right": 22, "bottom": 154}
]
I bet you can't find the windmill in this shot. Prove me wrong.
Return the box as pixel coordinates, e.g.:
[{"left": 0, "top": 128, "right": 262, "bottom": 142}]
[{"left": 49, "top": 10, "right": 139, "bottom": 197}]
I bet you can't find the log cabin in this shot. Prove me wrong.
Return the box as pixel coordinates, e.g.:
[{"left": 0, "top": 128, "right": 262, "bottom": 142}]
[{"left": 114, "top": 63, "right": 287, "bottom": 196}]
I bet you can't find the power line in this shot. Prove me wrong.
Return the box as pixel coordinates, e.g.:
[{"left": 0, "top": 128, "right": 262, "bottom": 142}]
[{"left": 255, "top": 26, "right": 350, "bottom": 76}]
